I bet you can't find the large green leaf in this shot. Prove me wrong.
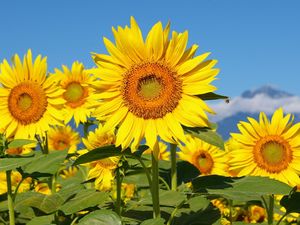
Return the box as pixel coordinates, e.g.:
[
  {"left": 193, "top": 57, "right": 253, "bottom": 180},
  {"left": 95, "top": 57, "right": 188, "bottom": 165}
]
[
  {"left": 15, "top": 192, "right": 64, "bottom": 214},
  {"left": 0, "top": 156, "right": 35, "bottom": 171},
  {"left": 177, "top": 160, "right": 200, "bottom": 183},
  {"left": 192, "top": 175, "right": 291, "bottom": 201},
  {"left": 74, "top": 145, "right": 124, "bottom": 165},
  {"left": 15, "top": 183, "right": 84, "bottom": 214},
  {"left": 8, "top": 139, "right": 36, "bottom": 149},
  {"left": 141, "top": 190, "right": 186, "bottom": 207},
  {"left": 77, "top": 210, "right": 122, "bottom": 225},
  {"left": 24, "top": 150, "right": 68, "bottom": 174},
  {"left": 60, "top": 189, "right": 109, "bottom": 215},
  {"left": 140, "top": 218, "right": 165, "bottom": 225},
  {"left": 26, "top": 215, "right": 54, "bottom": 225},
  {"left": 187, "top": 196, "right": 211, "bottom": 212},
  {"left": 183, "top": 127, "right": 225, "bottom": 150}
]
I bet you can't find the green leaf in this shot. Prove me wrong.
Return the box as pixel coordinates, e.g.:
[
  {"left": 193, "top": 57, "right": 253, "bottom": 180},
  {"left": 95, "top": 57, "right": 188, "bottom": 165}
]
[
  {"left": 184, "top": 127, "right": 225, "bottom": 150},
  {"left": 15, "top": 183, "right": 85, "bottom": 214},
  {"left": 141, "top": 190, "right": 186, "bottom": 207},
  {"left": 192, "top": 175, "right": 291, "bottom": 201},
  {"left": 26, "top": 215, "right": 54, "bottom": 225},
  {"left": 60, "top": 189, "right": 109, "bottom": 215},
  {"left": 0, "top": 156, "right": 35, "bottom": 171},
  {"left": 197, "top": 92, "right": 229, "bottom": 101},
  {"left": 74, "top": 145, "right": 125, "bottom": 165},
  {"left": 140, "top": 218, "right": 165, "bottom": 225},
  {"left": 280, "top": 191, "right": 300, "bottom": 213},
  {"left": 187, "top": 196, "right": 210, "bottom": 212},
  {"left": 8, "top": 139, "right": 36, "bottom": 149},
  {"left": 77, "top": 210, "right": 122, "bottom": 225},
  {"left": 173, "top": 204, "right": 220, "bottom": 225},
  {"left": 24, "top": 150, "right": 68, "bottom": 174},
  {"left": 177, "top": 160, "right": 200, "bottom": 183}
]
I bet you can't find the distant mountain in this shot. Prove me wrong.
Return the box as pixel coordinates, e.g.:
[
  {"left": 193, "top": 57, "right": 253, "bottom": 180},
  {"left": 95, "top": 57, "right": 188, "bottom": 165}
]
[
  {"left": 210, "top": 85, "right": 300, "bottom": 140},
  {"left": 241, "top": 86, "right": 293, "bottom": 99}
]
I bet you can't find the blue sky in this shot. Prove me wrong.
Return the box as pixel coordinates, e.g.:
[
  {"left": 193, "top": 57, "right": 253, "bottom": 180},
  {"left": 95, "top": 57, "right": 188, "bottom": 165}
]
[{"left": 0, "top": 0, "right": 299, "bottom": 98}]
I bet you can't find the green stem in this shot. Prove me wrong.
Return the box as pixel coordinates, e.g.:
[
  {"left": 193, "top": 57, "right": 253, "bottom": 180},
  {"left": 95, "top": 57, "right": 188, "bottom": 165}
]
[
  {"left": 275, "top": 213, "right": 287, "bottom": 225},
  {"left": 136, "top": 157, "right": 152, "bottom": 193},
  {"left": 115, "top": 168, "right": 122, "bottom": 216},
  {"left": 6, "top": 170, "right": 15, "bottom": 225},
  {"left": 70, "top": 216, "right": 79, "bottom": 225},
  {"left": 83, "top": 122, "right": 89, "bottom": 137},
  {"left": 151, "top": 152, "right": 161, "bottom": 218},
  {"left": 167, "top": 200, "right": 185, "bottom": 225},
  {"left": 267, "top": 195, "right": 274, "bottom": 225},
  {"left": 228, "top": 199, "right": 233, "bottom": 225},
  {"left": 159, "top": 176, "right": 170, "bottom": 190},
  {"left": 170, "top": 143, "right": 177, "bottom": 191},
  {"left": 12, "top": 177, "right": 25, "bottom": 202}
]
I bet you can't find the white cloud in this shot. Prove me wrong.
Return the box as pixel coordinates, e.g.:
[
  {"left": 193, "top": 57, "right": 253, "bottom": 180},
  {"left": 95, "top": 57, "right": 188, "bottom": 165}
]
[{"left": 209, "top": 94, "right": 300, "bottom": 122}]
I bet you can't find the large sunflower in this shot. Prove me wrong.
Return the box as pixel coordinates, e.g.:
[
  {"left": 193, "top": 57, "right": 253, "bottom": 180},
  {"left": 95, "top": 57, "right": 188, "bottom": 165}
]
[
  {"left": 178, "top": 134, "right": 228, "bottom": 175},
  {"left": 0, "top": 50, "right": 65, "bottom": 139},
  {"left": 92, "top": 17, "right": 218, "bottom": 151},
  {"left": 228, "top": 108, "right": 300, "bottom": 186},
  {"left": 53, "top": 61, "right": 99, "bottom": 126},
  {"left": 81, "top": 124, "right": 119, "bottom": 191}
]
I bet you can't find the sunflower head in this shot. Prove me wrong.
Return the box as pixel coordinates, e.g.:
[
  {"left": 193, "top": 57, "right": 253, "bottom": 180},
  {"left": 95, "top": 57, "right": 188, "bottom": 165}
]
[
  {"left": 0, "top": 50, "right": 64, "bottom": 139},
  {"left": 92, "top": 17, "right": 219, "bottom": 152},
  {"left": 178, "top": 134, "right": 228, "bottom": 176},
  {"left": 228, "top": 108, "right": 300, "bottom": 186},
  {"left": 81, "top": 124, "right": 119, "bottom": 191},
  {"left": 52, "top": 61, "right": 99, "bottom": 126},
  {"left": 48, "top": 125, "right": 80, "bottom": 153}
]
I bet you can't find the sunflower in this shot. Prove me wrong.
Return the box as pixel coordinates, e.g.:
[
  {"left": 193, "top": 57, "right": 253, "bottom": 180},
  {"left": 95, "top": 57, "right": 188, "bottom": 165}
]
[
  {"left": 91, "top": 17, "right": 218, "bottom": 152},
  {"left": 143, "top": 142, "right": 170, "bottom": 161},
  {"left": 0, "top": 171, "right": 32, "bottom": 195},
  {"left": 228, "top": 108, "right": 300, "bottom": 186},
  {"left": 5, "top": 139, "right": 36, "bottom": 155},
  {"left": 48, "top": 125, "right": 80, "bottom": 153},
  {"left": 52, "top": 61, "right": 100, "bottom": 126},
  {"left": 178, "top": 134, "right": 228, "bottom": 176},
  {"left": 81, "top": 124, "right": 119, "bottom": 191},
  {"left": 0, "top": 50, "right": 65, "bottom": 139}
]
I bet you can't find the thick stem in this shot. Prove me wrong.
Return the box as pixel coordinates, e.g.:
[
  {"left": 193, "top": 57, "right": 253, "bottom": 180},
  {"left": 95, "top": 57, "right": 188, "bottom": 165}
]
[
  {"left": 267, "top": 195, "right": 274, "bottom": 225},
  {"left": 151, "top": 152, "right": 161, "bottom": 218},
  {"left": 115, "top": 168, "right": 122, "bottom": 216},
  {"left": 170, "top": 143, "right": 177, "bottom": 191},
  {"left": 6, "top": 170, "right": 15, "bottom": 225},
  {"left": 228, "top": 199, "right": 233, "bottom": 225}
]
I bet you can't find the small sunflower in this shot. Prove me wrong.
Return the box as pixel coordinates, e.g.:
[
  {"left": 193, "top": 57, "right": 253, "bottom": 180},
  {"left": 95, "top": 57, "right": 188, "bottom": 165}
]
[
  {"left": 228, "top": 108, "right": 300, "bottom": 186},
  {"left": 0, "top": 171, "right": 32, "bottom": 195},
  {"left": 48, "top": 125, "right": 80, "bottom": 153},
  {"left": 92, "top": 17, "right": 218, "bottom": 152},
  {"left": 5, "top": 139, "right": 36, "bottom": 155},
  {"left": 81, "top": 124, "right": 119, "bottom": 191},
  {"left": 143, "top": 142, "right": 170, "bottom": 160},
  {"left": 178, "top": 134, "right": 228, "bottom": 176},
  {"left": 52, "top": 62, "right": 100, "bottom": 126},
  {"left": 0, "top": 50, "right": 65, "bottom": 139}
]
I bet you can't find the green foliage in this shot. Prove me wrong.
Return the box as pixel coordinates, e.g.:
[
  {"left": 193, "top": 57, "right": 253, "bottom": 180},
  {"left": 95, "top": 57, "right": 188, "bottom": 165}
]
[
  {"left": 24, "top": 150, "right": 68, "bottom": 174},
  {"left": 192, "top": 175, "right": 291, "bottom": 201},
  {"left": 8, "top": 139, "right": 36, "bottom": 149},
  {"left": 183, "top": 126, "right": 225, "bottom": 150},
  {"left": 60, "top": 189, "right": 108, "bottom": 215},
  {"left": 140, "top": 218, "right": 165, "bottom": 225},
  {"left": 280, "top": 188, "right": 300, "bottom": 214},
  {"left": 77, "top": 210, "right": 122, "bottom": 225}
]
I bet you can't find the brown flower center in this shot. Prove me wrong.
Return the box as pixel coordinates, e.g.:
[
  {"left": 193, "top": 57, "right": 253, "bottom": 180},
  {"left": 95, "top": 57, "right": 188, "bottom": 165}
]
[
  {"left": 8, "top": 82, "right": 47, "bottom": 125},
  {"left": 253, "top": 135, "right": 292, "bottom": 173},
  {"left": 122, "top": 62, "right": 182, "bottom": 119}
]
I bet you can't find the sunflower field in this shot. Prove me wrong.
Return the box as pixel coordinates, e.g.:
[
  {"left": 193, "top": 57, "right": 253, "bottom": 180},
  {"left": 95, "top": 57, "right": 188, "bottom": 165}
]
[{"left": 0, "top": 17, "right": 300, "bottom": 225}]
